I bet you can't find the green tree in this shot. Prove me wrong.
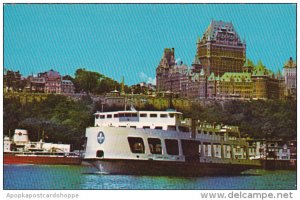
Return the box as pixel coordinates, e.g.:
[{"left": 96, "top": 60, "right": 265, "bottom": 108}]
[{"left": 74, "top": 68, "right": 103, "bottom": 94}]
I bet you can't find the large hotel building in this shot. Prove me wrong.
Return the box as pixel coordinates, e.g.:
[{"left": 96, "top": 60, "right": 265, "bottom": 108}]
[
  {"left": 156, "top": 20, "right": 295, "bottom": 100},
  {"left": 196, "top": 20, "right": 246, "bottom": 76}
]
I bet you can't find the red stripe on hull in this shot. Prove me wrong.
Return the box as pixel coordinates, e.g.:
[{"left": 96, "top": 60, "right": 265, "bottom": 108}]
[{"left": 4, "top": 154, "right": 82, "bottom": 165}]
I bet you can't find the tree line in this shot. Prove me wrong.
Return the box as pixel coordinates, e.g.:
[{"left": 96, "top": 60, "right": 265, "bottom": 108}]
[
  {"left": 181, "top": 99, "right": 296, "bottom": 140},
  {"left": 4, "top": 68, "right": 134, "bottom": 94},
  {"left": 4, "top": 92, "right": 296, "bottom": 151}
]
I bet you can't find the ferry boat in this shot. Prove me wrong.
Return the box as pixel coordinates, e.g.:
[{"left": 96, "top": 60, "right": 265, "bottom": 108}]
[
  {"left": 83, "top": 108, "right": 261, "bottom": 176},
  {"left": 4, "top": 129, "right": 82, "bottom": 165}
]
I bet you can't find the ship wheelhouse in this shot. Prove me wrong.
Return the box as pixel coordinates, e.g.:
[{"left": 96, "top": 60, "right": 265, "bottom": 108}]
[{"left": 94, "top": 110, "right": 183, "bottom": 131}]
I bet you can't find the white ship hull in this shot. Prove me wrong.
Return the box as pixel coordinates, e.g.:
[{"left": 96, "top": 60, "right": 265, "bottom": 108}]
[
  {"left": 87, "top": 158, "right": 260, "bottom": 176},
  {"left": 83, "top": 125, "right": 261, "bottom": 176}
]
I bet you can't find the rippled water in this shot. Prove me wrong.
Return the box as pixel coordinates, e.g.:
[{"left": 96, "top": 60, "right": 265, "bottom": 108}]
[{"left": 4, "top": 165, "right": 296, "bottom": 190}]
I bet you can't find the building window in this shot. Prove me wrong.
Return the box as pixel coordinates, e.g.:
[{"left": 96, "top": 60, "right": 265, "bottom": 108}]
[
  {"left": 148, "top": 138, "right": 162, "bottom": 154},
  {"left": 128, "top": 137, "right": 145, "bottom": 154},
  {"left": 165, "top": 139, "right": 179, "bottom": 155}
]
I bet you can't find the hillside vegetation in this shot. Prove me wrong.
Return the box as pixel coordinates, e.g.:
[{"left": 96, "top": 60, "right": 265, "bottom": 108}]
[{"left": 4, "top": 94, "right": 296, "bottom": 150}]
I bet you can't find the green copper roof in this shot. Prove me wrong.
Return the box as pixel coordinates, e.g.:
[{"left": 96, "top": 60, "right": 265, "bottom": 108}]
[
  {"left": 251, "top": 60, "right": 277, "bottom": 77},
  {"left": 220, "top": 72, "right": 252, "bottom": 82},
  {"left": 244, "top": 59, "right": 255, "bottom": 67},
  {"left": 200, "top": 68, "right": 205, "bottom": 76},
  {"left": 201, "top": 20, "right": 243, "bottom": 44},
  {"left": 252, "top": 60, "right": 268, "bottom": 76},
  {"left": 207, "top": 72, "right": 215, "bottom": 81}
]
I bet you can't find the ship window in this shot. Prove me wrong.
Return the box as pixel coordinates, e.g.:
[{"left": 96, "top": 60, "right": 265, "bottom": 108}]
[
  {"left": 96, "top": 150, "right": 104, "bottom": 158},
  {"left": 150, "top": 114, "right": 157, "bottom": 118},
  {"left": 100, "top": 115, "right": 105, "bottom": 119},
  {"left": 140, "top": 113, "right": 147, "bottom": 117},
  {"left": 160, "top": 114, "right": 168, "bottom": 118},
  {"left": 114, "top": 114, "right": 119, "bottom": 118},
  {"left": 148, "top": 138, "right": 162, "bottom": 154},
  {"left": 178, "top": 126, "right": 190, "bottom": 133},
  {"left": 107, "top": 114, "right": 112, "bottom": 118},
  {"left": 95, "top": 114, "right": 99, "bottom": 119},
  {"left": 130, "top": 126, "right": 136, "bottom": 129},
  {"left": 128, "top": 137, "right": 145, "bottom": 154},
  {"left": 167, "top": 125, "right": 176, "bottom": 131},
  {"left": 155, "top": 126, "right": 163, "bottom": 130},
  {"left": 169, "top": 113, "right": 175, "bottom": 118},
  {"left": 165, "top": 139, "right": 179, "bottom": 155},
  {"left": 125, "top": 113, "right": 131, "bottom": 117},
  {"left": 132, "top": 113, "right": 138, "bottom": 117},
  {"left": 143, "top": 126, "right": 150, "bottom": 129}
]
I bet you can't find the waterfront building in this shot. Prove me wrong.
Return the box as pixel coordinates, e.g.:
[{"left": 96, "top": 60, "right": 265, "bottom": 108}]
[
  {"left": 247, "top": 139, "right": 292, "bottom": 161},
  {"left": 283, "top": 57, "right": 297, "bottom": 97},
  {"left": 196, "top": 20, "right": 246, "bottom": 76}
]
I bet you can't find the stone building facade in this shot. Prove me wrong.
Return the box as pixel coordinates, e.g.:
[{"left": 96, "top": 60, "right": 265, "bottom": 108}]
[
  {"left": 283, "top": 57, "right": 297, "bottom": 97},
  {"left": 196, "top": 20, "right": 246, "bottom": 76},
  {"left": 156, "top": 47, "right": 285, "bottom": 100},
  {"left": 156, "top": 20, "right": 290, "bottom": 101}
]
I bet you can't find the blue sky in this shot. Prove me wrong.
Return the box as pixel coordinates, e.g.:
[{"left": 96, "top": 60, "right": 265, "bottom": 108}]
[{"left": 4, "top": 4, "right": 296, "bottom": 85}]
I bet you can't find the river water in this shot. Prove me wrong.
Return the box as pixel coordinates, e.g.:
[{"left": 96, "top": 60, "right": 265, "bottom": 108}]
[{"left": 4, "top": 164, "right": 296, "bottom": 190}]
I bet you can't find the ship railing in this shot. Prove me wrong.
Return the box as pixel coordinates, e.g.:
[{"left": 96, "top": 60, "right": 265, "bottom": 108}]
[
  {"left": 199, "top": 157, "right": 261, "bottom": 166},
  {"left": 12, "top": 151, "right": 82, "bottom": 157}
]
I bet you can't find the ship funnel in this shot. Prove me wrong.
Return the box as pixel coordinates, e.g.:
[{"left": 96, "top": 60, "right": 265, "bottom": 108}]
[{"left": 13, "top": 129, "right": 30, "bottom": 144}]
